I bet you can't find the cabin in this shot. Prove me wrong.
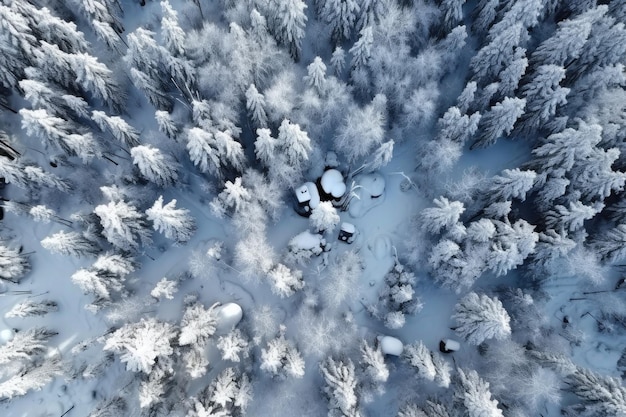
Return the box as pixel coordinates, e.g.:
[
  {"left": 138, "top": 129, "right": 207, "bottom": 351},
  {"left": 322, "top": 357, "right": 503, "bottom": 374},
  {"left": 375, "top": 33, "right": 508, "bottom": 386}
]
[
  {"left": 439, "top": 338, "right": 460, "bottom": 353},
  {"left": 338, "top": 222, "right": 356, "bottom": 244}
]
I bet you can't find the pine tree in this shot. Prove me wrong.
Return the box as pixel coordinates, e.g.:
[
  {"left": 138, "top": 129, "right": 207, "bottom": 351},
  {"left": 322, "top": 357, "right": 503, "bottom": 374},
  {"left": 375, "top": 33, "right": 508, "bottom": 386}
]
[
  {"left": 260, "top": 327, "right": 305, "bottom": 378},
  {"left": 254, "top": 128, "right": 276, "bottom": 166},
  {"left": 217, "top": 329, "right": 249, "bottom": 363},
  {"left": 360, "top": 340, "right": 388, "bottom": 383},
  {"left": 179, "top": 302, "right": 218, "bottom": 347},
  {"left": 150, "top": 277, "right": 178, "bottom": 300},
  {"left": 441, "top": 0, "right": 466, "bottom": 33},
  {"left": 472, "top": 97, "right": 526, "bottom": 149},
  {"left": 155, "top": 111, "right": 179, "bottom": 140},
  {"left": 454, "top": 368, "right": 503, "bottom": 417},
  {"left": 350, "top": 26, "right": 373, "bottom": 69},
  {"left": 546, "top": 201, "right": 601, "bottom": 232},
  {"left": 485, "top": 168, "right": 536, "bottom": 203},
  {"left": 304, "top": 56, "right": 328, "bottom": 94},
  {"left": 0, "top": 358, "right": 63, "bottom": 400},
  {"left": 435, "top": 106, "right": 481, "bottom": 144},
  {"left": 41, "top": 230, "right": 98, "bottom": 257},
  {"left": 310, "top": 201, "right": 340, "bottom": 233},
  {"left": 331, "top": 46, "right": 346, "bottom": 75},
  {"left": 470, "top": 23, "right": 523, "bottom": 84},
  {"left": 518, "top": 64, "right": 570, "bottom": 134},
  {"left": 129, "top": 67, "right": 173, "bottom": 111},
  {"left": 421, "top": 197, "right": 465, "bottom": 235},
  {"left": 456, "top": 81, "right": 477, "bottom": 113},
  {"left": 277, "top": 118, "right": 312, "bottom": 167},
  {"left": 565, "top": 367, "right": 626, "bottom": 416},
  {"left": 267, "top": 263, "right": 305, "bottom": 298},
  {"left": 403, "top": 341, "right": 436, "bottom": 381},
  {"left": 489, "top": 0, "right": 544, "bottom": 36},
  {"left": 6, "top": 300, "right": 58, "bottom": 318},
  {"left": 497, "top": 48, "right": 527, "bottom": 97},
  {"left": 0, "top": 243, "right": 30, "bottom": 283},
  {"left": 130, "top": 145, "right": 178, "bottom": 187},
  {"left": 188, "top": 368, "right": 252, "bottom": 416},
  {"left": 160, "top": 0, "right": 186, "bottom": 56},
  {"left": 270, "top": 0, "right": 308, "bottom": 59},
  {"left": 0, "top": 328, "right": 56, "bottom": 365},
  {"left": 335, "top": 95, "right": 386, "bottom": 162},
  {"left": 246, "top": 84, "right": 268, "bottom": 128},
  {"left": 594, "top": 224, "right": 626, "bottom": 262},
  {"left": 94, "top": 200, "right": 152, "bottom": 250},
  {"left": 92, "top": 20, "right": 123, "bottom": 53},
  {"left": 92, "top": 111, "right": 140, "bottom": 148},
  {"left": 452, "top": 292, "right": 511, "bottom": 345},
  {"left": 320, "top": 357, "right": 362, "bottom": 417},
  {"left": 319, "top": 0, "right": 360, "bottom": 42},
  {"left": 71, "top": 266, "right": 126, "bottom": 301},
  {"left": 473, "top": 0, "right": 500, "bottom": 35},
  {"left": 104, "top": 318, "right": 176, "bottom": 374},
  {"left": 573, "top": 11, "right": 626, "bottom": 77}
]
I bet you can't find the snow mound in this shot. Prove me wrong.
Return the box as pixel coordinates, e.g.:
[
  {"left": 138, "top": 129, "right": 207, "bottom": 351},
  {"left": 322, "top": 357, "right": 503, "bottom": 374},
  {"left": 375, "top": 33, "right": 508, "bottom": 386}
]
[
  {"left": 349, "top": 173, "right": 386, "bottom": 218},
  {"left": 378, "top": 335, "right": 403, "bottom": 356},
  {"left": 0, "top": 328, "right": 15, "bottom": 344},
  {"left": 215, "top": 302, "right": 243, "bottom": 333},
  {"left": 368, "top": 235, "right": 392, "bottom": 260},
  {"left": 289, "top": 231, "right": 325, "bottom": 251},
  {"left": 321, "top": 169, "right": 346, "bottom": 198}
]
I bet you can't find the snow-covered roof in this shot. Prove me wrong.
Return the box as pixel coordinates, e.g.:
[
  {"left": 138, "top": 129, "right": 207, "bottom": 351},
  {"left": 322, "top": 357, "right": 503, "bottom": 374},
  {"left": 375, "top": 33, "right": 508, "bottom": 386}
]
[
  {"left": 379, "top": 335, "right": 403, "bottom": 356},
  {"left": 295, "top": 184, "right": 311, "bottom": 203},
  {"left": 340, "top": 222, "right": 356, "bottom": 234},
  {"left": 442, "top": 339, "right": 460, "bottom": 351},
  {"left": 304, "top": 182, "right": 320, "bottom": 209},
  {"left": 321, "top": 169, "right": 346, "bottom": 198}
]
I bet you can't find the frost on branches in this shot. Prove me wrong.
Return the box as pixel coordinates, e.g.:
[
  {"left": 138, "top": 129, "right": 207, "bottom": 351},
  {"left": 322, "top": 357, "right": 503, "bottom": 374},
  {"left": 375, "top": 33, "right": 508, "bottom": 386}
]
[
  {"left": 0, "top": 243, "right": 30, "bottom": 282},
  {"left": 260, "top": 326, "right": 305, "bottom": 379},
  {"left": 179, "top": 302, "right": 219, "bottom": 348},
  {"left": 377, "top": 260, "right": 423, "bottom": 329},
  {"left": 146, "top": 196, "right": 196, "bottom": 243},
  {"left": 187, "top": 368, "right": 252, "bottom": 417},
  {"left": 320, "top": 357, "right": 362, "bottom": 417},
  {"left": 103, "top": 318, "right": 176, "bottom": 374},
  {"left": 452, "top": 292, "right": 511, "bottom": 345}
]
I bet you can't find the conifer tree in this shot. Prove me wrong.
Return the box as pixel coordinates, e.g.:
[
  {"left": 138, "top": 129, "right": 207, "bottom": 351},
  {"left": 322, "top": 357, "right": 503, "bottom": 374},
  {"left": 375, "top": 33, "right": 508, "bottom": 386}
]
[
  {"left": 360, "top": 340, "right": 388, "bottom": 383},
  {"left": 319, "top": 0, "right": 360, "bottom": 42},
  {"left": 350, "top": 26, "right": 373, "bottom": 69},
  {"left": 260, "top": 326, "right": 305, "bottom": 378},
  {"left": 454, "top": 368, "right": 503, "bottom": 417},
  {"left": 155, "top": 111, "right": 180, "bottom": 140},
  {"left": 421, "top": 197, "right": 465, "bottom": 235},
  {"left": 470, "top": 23, "right": 523, "bottom": 84},
  {"left": 269, "top": 0, "right": 308, "bottom": 59},
  {"left": 246, "top": 84, "right": 268, "bottom": 128},
  {"left": 41, "top": 230, "right": 98, "bottom": 257},
  {"left": 320, "top": 357, "right": 362, "bottom": 417},
  {"left": 179, "top": 302, "right": 218, "bottom": 347},
  {"left": 452, "top": 292, "right": 511, "bottom": 345},
  {"left": 146, "top": 196, "right": 196, "bottom": 243},
  {"left": 0, "top": 328, "right": 56, "bottom": 365},
  {"left": 472, "top": 97, "right": 525, "bottom": 149},
  {"left": 304, "top": 56, "right": 328, "bottom": 94},
  {"left": 441, "top": 0, "right": 466, "bottom": 33},
  {"left": 92, "top": 111, "right": 140, "bottom": 148},
  {"left": 403, "top": 341, "right": 436, "bottom": 381},
  {"left": 0, "top": 243, "right": 30, "bottom": 283},
  {"left": 565, "top": 367, "right": 626, "bottom": 416},
  {"left": 130, "top": 145, "right": 178, "bottom": 187},
  {"left": 94, "top": 200, "right": 152, "bottom": 250}
]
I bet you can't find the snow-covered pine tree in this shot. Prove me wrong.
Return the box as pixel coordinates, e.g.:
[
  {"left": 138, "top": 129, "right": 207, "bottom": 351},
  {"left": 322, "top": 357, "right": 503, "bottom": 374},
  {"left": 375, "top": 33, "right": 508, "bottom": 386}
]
[
  {"left": 350, "top": 26, "right": 373, "bottom": 69},
  {"left": 454, "top": 368, "right": 503, "bottom": 417},
  {"left": 267, "top": 263, "right": 305, "bottom": 298},
  {"left": 440, "top": 0, "right": 466, "bottom": 33},
  {"left": 0, "top": 328, "right": 56, "bottom": 365},
  {"left": 0, "top": 357, "right": 63, "bottom": 400},
  {"left": 403, "top": 341, "right": 436, "bottom": 381},
  {"left": 217, "top": 329, "right": 249, "bottom": 362},
  {"left": 360, "top": 340, "right": 388, "bottom": 383},
  {"left": 104, "top": 318, "right": 176, "bottom": 374},
  {"left": 304, "top": 56, "right": 327, "bottom": 94},
  {"left": 91, "top": 111, "right": 140, "bottom": 149},
  {"left": 421, "top": 197, "right": 465, "bottom": 235},
  {"left": 435, "top": 106, "right": 481, "bottom": 145},
  {"left": 92, "top": 20, "right": 123, "bottom": 53},
  {"left": 379, "top": 260, "right": 422, "bottom": 329},
  {"left": 150, "top": 278, "right": 178, "bottom": 300},
  {"left": 94, "top": 200, "right": 152, "bottom": 250},
  {"left": 246, "top": 84, "right": 268, "bottom": 128},
  {"left": 473, "top": 0, "right": 500, "bottom": 36},
  {"left": 160, "top": 0, "right": 186, "bottom": 56},
  {"left": 472, "top": 97, "right": 526, "bottom": 149},
  {"left": 335, "top": 95, "right": 386, "bottom": 162},
  {"left": 565, "top": 367, "right": 626, "bottom": 416},
  {"left": 318, "top": 0, "right": 360, "bottom": 42},
  {"left": 277, "top": 118, "right": 312, "bottom": 168},
  {"left": 470, "top": 23, "right": 523, "bottom": 84},
  {"left": 40, "top": 230, "right": 99, "bottom": 257},
  {"left": 269, "top": 0, "right": 308, "bottom": 59},
  {"left": 456, "top": 81, "right": 477, "bottom": 114},
  {"left": 6, "top": 300, "right": 58, "bottom": 318},
  {"left": 145, "top": 196, "right": 196, "bottom": 243},
  {"left": 260, "top": 326, "right": 305, "bottom": 378},
  {"left": 497, "top": 48, "right": 527, "bottom": 98},
  {"left": 0, "top": 243, "right": 30, "bottom": 283},
  {"left": 71, "top": 267, "right": 125, "bottom": 301},
  {"left": 490, "top": 0, "right": 544, "bottom": 37},
  {"left": 179, "top": 302, "right": 218, "bottom": 347},
  {"left": 485, "top": 168, "right": 536, "bottom": 203},
  {"left": 331, "top": 46, "right": 346, "bottom": 76},
  {"left": 129, "top": 67, "right": 173, "bottom": 111},
  {"left": 593, "top": 224, "right": 626, "bottom": 262},
  {"left": 545, "top": 201, "right": 602, "bottom": 232},
  {"left": 518, "top": 64, "right": 570, "bottom": 134},
  {"left": 310, "top": 201, "right": 340, "bottom": 233},
  {"left": 188, "top": 368, "right": 253, "bottom": 416},
  {"left": 130, "top": 145, "right": 178, "bottom": 187},
  {"left": 320, "top": 357, "right": 362, "bottom": 417},
  {"left": 155, "top": 110, "right": 180, "bottom": 140},
  {"left": 452, "top": 292, "right": 511, "bottom": 345}
]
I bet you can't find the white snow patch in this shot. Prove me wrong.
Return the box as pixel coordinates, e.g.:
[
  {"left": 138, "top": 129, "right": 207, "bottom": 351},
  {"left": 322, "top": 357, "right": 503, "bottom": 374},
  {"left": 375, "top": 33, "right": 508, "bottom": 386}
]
[
  {"left": 349, "top": 173, "right": 386, "bottom": 218},
  {"left": 215, "top": 302, "right": 243, "bottom": 333},
  {"left": 0, "top": 328, "right": 15, "bottom": 343},
  {"left": 321, "top": 169, "right": 346, "bottom": 198},
  {"left": 378, "top": 335, "right": 403, "bottom": 356},
  {"left": 368, "top": 235, "right": 392, "bottom": 260},
  {"left": 289, "top": 231, "right": 325, "bottom": 250},
  {"left": 304, "top": 182, "right": 320, "bottom": 209}
]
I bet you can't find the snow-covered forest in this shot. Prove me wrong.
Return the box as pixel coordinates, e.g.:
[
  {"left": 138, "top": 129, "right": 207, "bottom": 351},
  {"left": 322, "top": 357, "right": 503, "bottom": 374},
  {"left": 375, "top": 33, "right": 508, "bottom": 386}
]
[{"left": 1, "top": 0, "right": 626, "bottom": 416}]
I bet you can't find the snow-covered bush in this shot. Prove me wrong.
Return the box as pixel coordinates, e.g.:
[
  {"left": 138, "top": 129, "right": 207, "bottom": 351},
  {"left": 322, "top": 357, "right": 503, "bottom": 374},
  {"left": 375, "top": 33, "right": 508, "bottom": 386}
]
[
  {"left": 377, "top": 260, "right": 422, "bottom": 329},
  {"left": 150, "top": 278, "right": 178, "bottom": 300},
  {"left": 260, "top": 326, "right": 305, "bottom": 379},
  {"left": 320, "top": 357, "right": 362, "bottom": 417},
  {"left": 179, "top": 302, "right": 219, "bottom": 348}
]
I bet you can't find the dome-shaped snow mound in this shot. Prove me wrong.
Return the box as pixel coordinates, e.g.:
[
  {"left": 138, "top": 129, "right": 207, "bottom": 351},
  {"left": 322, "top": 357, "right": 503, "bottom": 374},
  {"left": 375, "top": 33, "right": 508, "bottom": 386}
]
[
  {"left": 378, "top": 335, "right": 403, "bottom": 356},
  {"left": 0, "top": 329, "right": 15, "bottom": 344},
  {"left": 321, "top": 169, "right": 346, "bottom": 198},
  {"left": 215, "top": 303, "right": 243, "bottom": 333}
]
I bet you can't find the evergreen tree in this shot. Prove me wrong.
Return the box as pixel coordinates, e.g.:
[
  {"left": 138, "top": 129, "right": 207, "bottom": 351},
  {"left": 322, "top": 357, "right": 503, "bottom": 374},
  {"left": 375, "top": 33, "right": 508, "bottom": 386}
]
[
  {"left": 94, "top": 200, "right": 152, "bottom": 250},
  {"left": 129, "top": 68, "right": 173, "bottom": 111},
  {"left": 0, "top": 358, "right": 63, "bottom": 400},
  {"left": 0, "top": 243, "right": 30, "bottom": 283},
  {"left": 146, "top": 196, "right": 196, "bottom": 243},
  {"left": 335, "top": 95, "right": 386, "bottom": 162},
  {"left": 0, "top": 328, "right": 56, "bottom": 365},
  {"left": 71, "top": 267, "right": 124, "bottom": 301},
  {"left": 518, "top": 64, "right": 570, "bottom": 134},
  {"left": 435, "top": 106, "right": 481, "bottom": 145},
  {"left": 421, "top": 197, "right": 465, "bottom": 235},
  {"left": 594, "top": 224, "right": 626, "bottom": 262},
  {"left": 573, "top": 11, "right": 626, "bottom": 77},
  {"left": 277, "top": 118, "right": 312, "bottom": 168},
  {"left": 269, "top": 0, "right": 308, "bottom": 59},
  {"left": 331, "top": 46, "right": 346, "bottom": 75},
  {"left": 320, "top": 357, "right": 362, "bottom": 417},
  {"left": 92, "top": 20, "right": 123, "bottom": 53},
  {"left": 489, "top": 0, "right": 544, "bottom": 36},
  {"left": 403, "top": 341, "right": 436, "bottom": 381},
  {"left": 473, "top": 0, "right": 500, "bottom": 35},
  {"left": 470, "top": 23, "right": 523, "bottom": 84},
  {"left": 565, "top": 367, "right": 626, "bottom": 416},
  {"left": 454, "top": 368, "right": 503, "bottom": 417},
  {"left": 260, "top": 326, "right": 305, "bottom": 378},
  {"left": 130, "top": 145, "right": 178, "bottom": 187},
  {"left": 254, "top": 128, "right": 276, "bottom": 166},
  {"left": 485, "top": 168, "right": 536, "bottom": 202},
  {"left": 246, "top": 84, "right": 268, "bottom": 128},
  {"left": 319, "top": 0, "right": 360, "bottom": 42},
  {"left": 92, "top": 111, "right": 140, "bottom": 148},
  {"left": 310, "top": 201, "right": 340, "bottom": 233},
  {"left": 188, "top": 368, "right": 252, "bottom": 416},
  {"left": 179, "top": 302, "right": 218, "bottom": 347},
  {"left": 267, "top": 263, "right": 305, "bottom": 298},
  {"left": 155, "top": 110, "right": 180, "bottom": 140},
  {"left": 441, "top": 0, "right": 466, "bottom": 33},
  {"left": 6, "top": 300, "right": 58, "bottom": 318},
  {"left": 350, "top": 26, "right": 373, "bottom": 69},
  {"left": 496, "top": 48, "right": 527, "bottom": 97},
  {"left": 452, "top": 292, "right": 511, "bottom": 345},
  {"left": 360, "top": 340, "right": 388, "bottom": 383},
  {"left": 304, "top": 56, "right": 328, "bottom": 94},
  {"left": 104, "top": 318, "right": 176, "bottom": 374},
  {"left": 41, "top": 230, "right": 98, "bottom": 257},
  {"left": 160, "top": 0, "right": 186, "bottom": 56},
  {"left": 472, "top": 97, "right": 525, "bottom": 149},
  {"left": 456, "top": 81, "right": 477, "bottom": 114},
  {"left": 545, "top": 201, "right": 602, "bottom": 232},
  {"left": 217, "top": 329, "right": 249, "bottom": 363}
]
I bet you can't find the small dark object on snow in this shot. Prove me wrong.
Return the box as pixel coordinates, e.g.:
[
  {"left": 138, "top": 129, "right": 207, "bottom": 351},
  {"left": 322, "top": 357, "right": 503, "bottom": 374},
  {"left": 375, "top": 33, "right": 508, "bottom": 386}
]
[
  {"left": 439, "top": 338, "right": 460, "bottom": 353},
  {"left": 0, "top": 206, "right": 3, "bottom": 221},
  {"left": 338, "top": 222, "right": 356, "bottom": 244}
]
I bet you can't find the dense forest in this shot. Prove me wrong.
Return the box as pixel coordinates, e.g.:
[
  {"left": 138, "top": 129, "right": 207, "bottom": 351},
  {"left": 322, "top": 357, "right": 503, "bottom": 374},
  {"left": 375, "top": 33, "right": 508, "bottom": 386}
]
[{"left": 1, "top": 0, "right": 626, "bottom": 416}]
